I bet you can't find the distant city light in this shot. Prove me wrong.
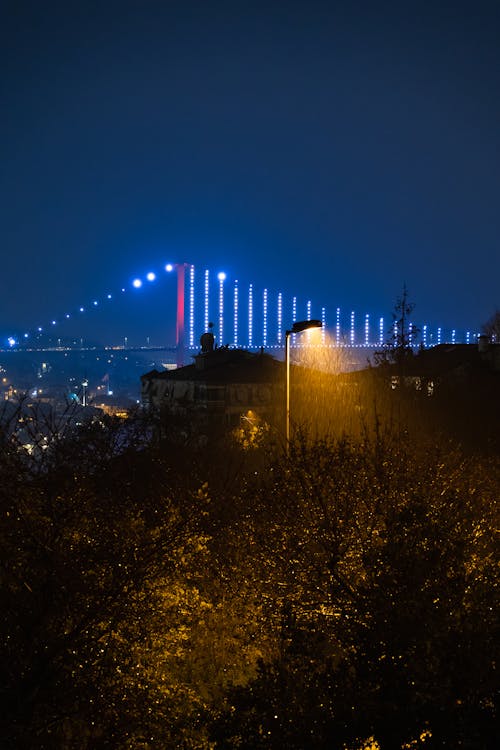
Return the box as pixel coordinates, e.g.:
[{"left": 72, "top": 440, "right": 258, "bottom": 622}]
[
  {"left": 7, "top": 337, "right": 16, "bottom": 347},
  {"left": 51, "top": 320, "right": 56, "bottom": 325},
  {"left": 93, "top": 300, "right": 98, "bottom": 305},
  {"left": 146, "top": 272, "right": 156, "bottom": 281},
  {"left": 107, "top": 294, "right": 112, "bottom": 299},
  {"left": 165, "top": 263, "right": 173, "bottom": 272},
  {"left": 217, "top": 272, "right": 226, "bottom": 281},
  {"left": 132, "top": 278, "right": 142, "bottom": 288},
  {"left": 65, "top": 313, "right": 70, "bottom": 318},
  {"left": 80, "top": 307, "right": 84, "bottom": 312},
  {"left": 24, "top": 333, "right": 29, "bottom": 338}
]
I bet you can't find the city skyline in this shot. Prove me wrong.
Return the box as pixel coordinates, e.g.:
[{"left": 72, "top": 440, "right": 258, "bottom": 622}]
[{"left": 1, "top": 1, "right": 499, "bottom": 339}]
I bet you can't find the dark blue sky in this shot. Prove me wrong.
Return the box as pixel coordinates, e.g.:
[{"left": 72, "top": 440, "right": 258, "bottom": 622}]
[{"left": 1, "top": 0, "right": 499, "bottom": 345}]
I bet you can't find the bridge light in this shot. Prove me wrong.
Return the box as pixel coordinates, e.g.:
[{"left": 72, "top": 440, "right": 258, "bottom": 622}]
[
  {"left": 146, "top": 272, "right": 156, "bottom": 281},
  {"left": 132, "top": 278, "right": 142, "bottom": 288},
  {"left": 217, "top": 272, "right": 226, "bottom": 281},
  {"left": 204, "top": 269, "right": 209, "bottom": 332},
  {"left": 165, "top": 264, "right": 173, "bottom": 272}
]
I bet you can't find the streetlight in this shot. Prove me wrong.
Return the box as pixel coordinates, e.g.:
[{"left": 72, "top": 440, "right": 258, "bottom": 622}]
[{"left": 285, "top": 319, "right": 322, "bottom": 451}]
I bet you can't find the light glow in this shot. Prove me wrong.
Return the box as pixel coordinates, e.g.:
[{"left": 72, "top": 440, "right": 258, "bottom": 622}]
[
  {"left": 132, "top": 278, "right": 142, "bottom": 288},
  {"left": 147, "top": 272, "right": 156, "bottom": 282},
  {"left": 165, "top": 264, "right": 173, "bottom": 272}
]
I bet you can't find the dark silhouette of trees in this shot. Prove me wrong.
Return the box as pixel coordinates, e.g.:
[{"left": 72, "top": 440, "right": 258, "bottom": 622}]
[
  {"left": 209, "top": 433, "right": 499, "bottom": 749},
  {"left": 1, "top": 403, "right": 498, "bottom": 748},
  {"left": 374, "top": 284, "right": 419, "bottom": 368},
  {"left": 482, "top": 308, "right": 500, "bottom": 341}
]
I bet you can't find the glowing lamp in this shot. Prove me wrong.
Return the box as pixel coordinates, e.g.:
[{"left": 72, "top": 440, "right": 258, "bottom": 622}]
[
  {"left": 165, "top": 263, "right": 173, "bottom": 272},
  {"left": 217, "top": 272, "right": 226, "bottom": 281},
  {"left": 146, "top": 272, "right": 156, "bottom": 281},
  {"left": 132, "top": 278, "right": 142, "bottom": 288}
]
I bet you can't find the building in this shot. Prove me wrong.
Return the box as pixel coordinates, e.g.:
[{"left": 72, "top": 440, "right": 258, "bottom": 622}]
[{"left": 141, "top": 346, "right": 284, "bottom": 437}]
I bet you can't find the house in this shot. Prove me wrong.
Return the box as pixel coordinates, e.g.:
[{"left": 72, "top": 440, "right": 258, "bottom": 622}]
[{"left": 141, "top": 345, "right": 283, "bottom": 436}]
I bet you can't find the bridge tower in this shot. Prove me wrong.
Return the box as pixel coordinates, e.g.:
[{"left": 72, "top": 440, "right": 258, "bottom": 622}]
[{"left": 175, "top": 263, "right": 188, "bottom": 367}]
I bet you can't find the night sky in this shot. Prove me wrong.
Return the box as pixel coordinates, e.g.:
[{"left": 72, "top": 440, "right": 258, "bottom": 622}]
[{"left": 1, "top": 0, "right": 499, "bottom": 345}]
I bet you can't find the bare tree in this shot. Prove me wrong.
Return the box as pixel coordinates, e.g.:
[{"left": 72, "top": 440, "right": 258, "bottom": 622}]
[
  {"left": 482, "top": 309, "right": 500, "bottom": 342},
  {"left": 373, "top": 284, "right": 419, "bottom": 368}
]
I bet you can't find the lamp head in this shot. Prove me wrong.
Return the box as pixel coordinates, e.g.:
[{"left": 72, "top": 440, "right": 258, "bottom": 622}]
[{"left": 290, "top": 319, "right": 322, "bottom": 334}]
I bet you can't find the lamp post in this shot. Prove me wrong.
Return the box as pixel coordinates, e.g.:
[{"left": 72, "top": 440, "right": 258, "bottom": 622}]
[{"left": 285, "top": 319, "right": 322, "bottom": 451}]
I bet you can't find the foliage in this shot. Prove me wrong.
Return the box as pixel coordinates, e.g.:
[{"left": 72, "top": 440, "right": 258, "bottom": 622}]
[
  {"left": 0, "top": 404, "right": 498, "bottom": 748},
  {"left": 210, "top": 432, "right": 499, "bottom": 749}
]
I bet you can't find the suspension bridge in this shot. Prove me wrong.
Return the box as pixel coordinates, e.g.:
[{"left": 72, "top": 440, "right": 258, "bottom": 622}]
[{"left": 4, "top": 262, "right": 477, "bottom": 366}]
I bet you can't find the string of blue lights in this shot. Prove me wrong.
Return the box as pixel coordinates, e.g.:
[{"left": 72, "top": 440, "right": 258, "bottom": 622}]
[{"left": 6, "top": 263, "right": 477, "bottom": 350}]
